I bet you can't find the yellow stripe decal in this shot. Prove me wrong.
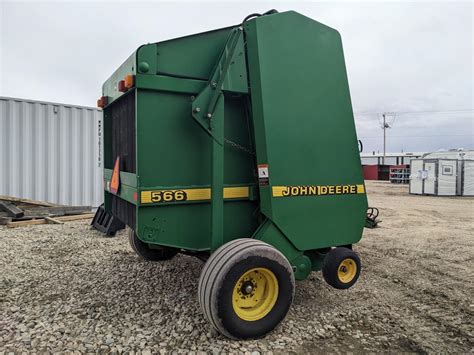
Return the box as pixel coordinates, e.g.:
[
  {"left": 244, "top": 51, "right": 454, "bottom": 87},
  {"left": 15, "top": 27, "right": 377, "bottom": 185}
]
[
  {"left": 140, "top": 187, "right": 249, "bottom": 204},
  {"left": 183, "top": 188, "right": 211, "bottom": 201},
  {"left": 141, "top": 191, "right": 153, "bottom": 204},
  {"left": 272, "top": 184, "right": 365, "bottom": 197},
  {"left": 223, "top": 186, "right": 249, "bottom": 199}
]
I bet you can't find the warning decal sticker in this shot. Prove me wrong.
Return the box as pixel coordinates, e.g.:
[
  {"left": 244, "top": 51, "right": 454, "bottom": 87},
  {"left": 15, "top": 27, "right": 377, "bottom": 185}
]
[{"left": 258, "top": 164, "right": 269, "bottom": 186}]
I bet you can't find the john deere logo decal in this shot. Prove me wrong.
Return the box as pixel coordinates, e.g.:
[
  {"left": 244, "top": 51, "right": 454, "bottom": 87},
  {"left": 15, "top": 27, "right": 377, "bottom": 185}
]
[{"left": 272, "top": 184, "right": 365, "bottom": 197}]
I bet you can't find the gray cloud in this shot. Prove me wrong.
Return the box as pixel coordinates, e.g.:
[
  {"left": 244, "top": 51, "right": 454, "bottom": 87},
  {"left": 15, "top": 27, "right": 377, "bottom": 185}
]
[{"left": 1, "top": 1, "right": 472, "bottom": 153}]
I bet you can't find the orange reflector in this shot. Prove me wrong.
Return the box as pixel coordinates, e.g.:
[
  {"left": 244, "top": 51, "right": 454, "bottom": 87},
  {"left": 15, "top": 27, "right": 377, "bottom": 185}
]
[
  {"left": 124, "top": 74, "right": 134, "bottom": 89},
  {"left": 133, "top": 191, "right": 138, "bottom": 202},
  {"left": 110, "top": 157, "right": 120, "bottom": 195},
  {"left": 118, "top": 80, "right": 126, "bottom": 92}
]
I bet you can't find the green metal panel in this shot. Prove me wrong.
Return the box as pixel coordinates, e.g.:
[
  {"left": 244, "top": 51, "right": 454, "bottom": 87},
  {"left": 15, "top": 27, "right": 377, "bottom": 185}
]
[
  {"left": 138, "top": 201, "right": 258, "bottom": 251},
  {"left": 136, "top": 75, "right": 205, "bottom": 94},
  {"left": 245, "top": 11, "right": 368, "bottom": 251},
  {"left": 134, "top": 91, "right": 254, "bottom": 187},
  {"left": 152, "top": 27, "right": 234, "bottom": 79},
  {"left": 133, "top": 72, "right": 257, "bottom": 250}
]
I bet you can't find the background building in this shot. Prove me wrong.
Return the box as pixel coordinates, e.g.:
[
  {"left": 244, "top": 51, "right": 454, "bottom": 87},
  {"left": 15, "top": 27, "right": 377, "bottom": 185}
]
[
  {"left": 360, "top": 152, "right": 424, "bottom": 166},
  {"left": 0, "top": 96, "right": 103, "bottom": 207}
]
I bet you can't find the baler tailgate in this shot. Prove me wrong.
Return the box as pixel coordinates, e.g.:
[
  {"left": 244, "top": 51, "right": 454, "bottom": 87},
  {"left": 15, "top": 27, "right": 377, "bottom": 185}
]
[{"left": 244, "top": 11, "right": 368, "bottom": 250}]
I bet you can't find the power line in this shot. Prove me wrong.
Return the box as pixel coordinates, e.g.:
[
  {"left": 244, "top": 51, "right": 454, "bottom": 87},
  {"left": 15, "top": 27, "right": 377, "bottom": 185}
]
[
  {"left": 355, "top": 109, "right": 473, "bottom": 116},
  {"left": 360, "top": 134, "right": 474, "bottom": 139},
  {"left": 393, "top": 109, "right": 473, "bottom": 115}
]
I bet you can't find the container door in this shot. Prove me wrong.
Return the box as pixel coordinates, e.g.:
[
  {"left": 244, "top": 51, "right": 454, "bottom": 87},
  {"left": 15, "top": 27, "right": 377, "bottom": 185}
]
[
  {"left": 463, "top": 160, "right": 474, "bottom": 196},
  {"left": 424, "top": 161, "right": 437, "bottom": 195},
  {"left": 409, "top": 160, "right": 424, "bottom": 194},
  {"left": 437, "top": 160, "right": 457, "bottom": 196}
]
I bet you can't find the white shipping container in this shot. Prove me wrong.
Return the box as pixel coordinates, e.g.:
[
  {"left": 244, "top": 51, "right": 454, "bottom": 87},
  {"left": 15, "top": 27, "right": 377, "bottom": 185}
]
[
  {"left": 0, "top": 96, "right": 103, "bottom": 207},
  {"left": 409, "top": 155, "right": 474, "bottom": 197},
  {"left": 462, "top": 160, "right": 474, "bottom": 196}
]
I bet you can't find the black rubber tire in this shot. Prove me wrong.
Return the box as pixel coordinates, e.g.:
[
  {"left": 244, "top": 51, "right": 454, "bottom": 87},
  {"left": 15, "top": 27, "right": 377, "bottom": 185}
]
[
  {"left": 322, "top": 247, "right": 361, "bottom": 290},
  {"left": 128, "top": 228, "right": 177, "bottom": 261},
  {"left": 198, "top": 238, "right": 294, "bottom": 339}
]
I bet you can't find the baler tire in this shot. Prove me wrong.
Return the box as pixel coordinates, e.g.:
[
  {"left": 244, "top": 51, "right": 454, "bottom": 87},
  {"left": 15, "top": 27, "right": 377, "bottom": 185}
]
[
  {"left": 322, "top": 247, "right": 361, "bottom": 289},
  {"left": 198, "top": 238, "right": 294, "bottom": 339},
  {"left": 128, "top": 229, "right": 177, "bottom": 261}
]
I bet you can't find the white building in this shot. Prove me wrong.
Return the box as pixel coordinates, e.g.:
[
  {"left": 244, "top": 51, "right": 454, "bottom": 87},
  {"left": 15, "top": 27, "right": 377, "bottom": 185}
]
[{"left": 360, "top": 152, "right": 424, "bottom": 166}]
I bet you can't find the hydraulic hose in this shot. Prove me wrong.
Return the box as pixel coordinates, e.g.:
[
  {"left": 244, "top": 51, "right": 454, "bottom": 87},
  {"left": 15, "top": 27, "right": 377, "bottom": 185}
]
[{"left": 242, "top": 9, "right": 278, "bottom": 24}]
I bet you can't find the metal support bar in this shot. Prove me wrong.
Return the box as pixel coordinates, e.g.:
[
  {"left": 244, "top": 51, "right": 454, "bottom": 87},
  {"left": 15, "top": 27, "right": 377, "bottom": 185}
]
[
  {"left": 210, "top": 95, "right": 225, "bottom": 251},
  {"left": 191, "top": 28, "right": 245, "bottom": 144},
  {"left": 206, "top": 30, "right": 242, "bottom": 115}
]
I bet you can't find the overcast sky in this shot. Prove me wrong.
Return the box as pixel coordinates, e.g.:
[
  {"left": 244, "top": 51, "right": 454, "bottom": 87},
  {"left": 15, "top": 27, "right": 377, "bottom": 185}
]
[{"left": 1, "top": 0, "right": 473, "bottom": 153}]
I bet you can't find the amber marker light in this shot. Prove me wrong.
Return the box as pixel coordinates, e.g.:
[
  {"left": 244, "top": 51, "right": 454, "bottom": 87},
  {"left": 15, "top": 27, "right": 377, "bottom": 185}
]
[{"left": 124, "top": 74, "right": 134, "bottom": 89}]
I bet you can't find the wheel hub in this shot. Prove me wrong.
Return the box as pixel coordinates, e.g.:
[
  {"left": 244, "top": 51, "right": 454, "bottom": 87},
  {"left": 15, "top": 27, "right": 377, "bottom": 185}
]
[
  {"left": 241, "top": 281, "right": 254, "bottom": 295},
  {"left": 337, "top": 258, "right": 357, "bottom": 283},
  {"left": 232, "top": 268, "right": 279, "bottom": 321}
]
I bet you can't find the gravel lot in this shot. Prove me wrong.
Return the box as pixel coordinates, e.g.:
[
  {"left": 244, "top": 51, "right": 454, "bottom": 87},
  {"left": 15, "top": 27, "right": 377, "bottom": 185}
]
[{"left": 1, "top": 181, "right": 473, "bottom": 353}]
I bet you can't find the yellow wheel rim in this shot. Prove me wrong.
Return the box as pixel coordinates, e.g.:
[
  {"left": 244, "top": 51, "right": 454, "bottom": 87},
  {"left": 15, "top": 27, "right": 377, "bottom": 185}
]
[
  {"left": 337, "top": 258, "right": 357, "bottom": 283},
  {"left": 232, "top": 267, "right": 279, "bottom": 321}
]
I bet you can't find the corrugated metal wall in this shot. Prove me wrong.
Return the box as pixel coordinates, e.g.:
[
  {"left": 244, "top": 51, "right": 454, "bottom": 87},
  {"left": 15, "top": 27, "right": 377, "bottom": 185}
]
[{"left": 0, "top": 97, "right": 103, "bottom": 207}]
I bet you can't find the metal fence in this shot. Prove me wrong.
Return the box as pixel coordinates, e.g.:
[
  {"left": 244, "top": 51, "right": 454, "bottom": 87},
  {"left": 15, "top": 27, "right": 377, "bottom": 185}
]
[{"left": 0, "top": 96, "right": 103, "bottom": 207}]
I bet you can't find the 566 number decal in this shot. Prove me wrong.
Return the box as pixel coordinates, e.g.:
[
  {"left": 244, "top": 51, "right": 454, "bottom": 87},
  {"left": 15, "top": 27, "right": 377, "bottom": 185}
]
[{"left": 151, "top": 190, "right": 187, "bottom": 203}]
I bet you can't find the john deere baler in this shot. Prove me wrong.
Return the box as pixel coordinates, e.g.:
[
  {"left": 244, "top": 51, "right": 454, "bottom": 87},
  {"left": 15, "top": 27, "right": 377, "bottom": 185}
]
[{"left": 98, "top": 10, "right": 368, "bottom": 339}]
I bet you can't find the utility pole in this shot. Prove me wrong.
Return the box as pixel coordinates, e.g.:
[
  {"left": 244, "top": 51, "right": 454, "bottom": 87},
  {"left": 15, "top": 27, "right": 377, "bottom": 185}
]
[
  {"left": 383, "top": 113, "right": 386, "bottom": 165},
  {"left": 381, "top": 113, "right": 391, "bottom": 165}
]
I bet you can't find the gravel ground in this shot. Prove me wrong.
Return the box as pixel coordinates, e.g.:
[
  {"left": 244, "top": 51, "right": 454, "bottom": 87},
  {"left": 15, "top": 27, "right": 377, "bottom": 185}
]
[{"left": 1, "top": 181, "right": 473, "bottom": 353}]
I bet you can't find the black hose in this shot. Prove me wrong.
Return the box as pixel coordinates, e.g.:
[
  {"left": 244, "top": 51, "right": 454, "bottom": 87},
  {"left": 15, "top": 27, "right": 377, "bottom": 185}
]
[
  {"left": 242, "top": 9, "right": 278, "bottom": 24},
  {"left": 242, "top": 13, "right": 262, "bottom": 23}
]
